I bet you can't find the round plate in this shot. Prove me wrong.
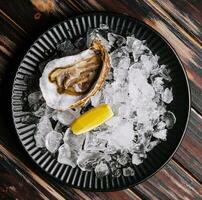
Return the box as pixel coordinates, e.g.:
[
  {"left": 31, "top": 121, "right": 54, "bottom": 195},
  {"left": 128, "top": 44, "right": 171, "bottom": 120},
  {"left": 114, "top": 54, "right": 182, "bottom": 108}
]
[{"left": 11, "top": 12, "right": 190, "bottom": 191}]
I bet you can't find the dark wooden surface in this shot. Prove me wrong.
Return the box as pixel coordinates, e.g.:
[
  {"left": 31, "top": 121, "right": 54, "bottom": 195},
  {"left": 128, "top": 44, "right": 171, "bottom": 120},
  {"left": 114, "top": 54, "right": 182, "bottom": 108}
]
[{"left": 0, "top": 0, "right": 201, "bottom": 199}]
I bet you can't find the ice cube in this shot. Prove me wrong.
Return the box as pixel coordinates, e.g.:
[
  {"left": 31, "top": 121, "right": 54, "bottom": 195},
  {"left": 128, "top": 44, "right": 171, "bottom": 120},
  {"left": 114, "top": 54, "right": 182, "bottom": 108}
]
[
  {"left": 44, "top": 105, "right": 55, "bottom": 117},
  {"left": 141, "top": 55, "right": 154, "bottom": 77},
  {"left": 163, "top": 111, "right": 176, "bottom": 129},
  {"left": 161, "top": 88, "right": 173, "bottom": 103},
  {"left": 88, "top": 27, "right": 110, "bottom": 50},
  {"left": 108, "top": 33, "right": 126, "bottom": 47},
  {"left": 105, "top": 116, "right": 122, "bottom": 127},
  {"left": 132, "top": 153, "right": 143, "bottom": 165},
  {"left": 114, "top": 56, "right": 130, "bottom": 84},
  {"left": 157, "top": 121, "right": 166, "bottom": 130},
  {"left": 33, "top": 103, "right": 46, "bottom": 117},
  {"left": 99, "top": 24, "right": 109, "bottom": 30},
  {"left": 104, "top": 145, "right": 117, "bottom": 155},
  {"left": 38, "top": 116, "right": 53, "bottom": 134},
  {"left": 95, "top": 161, "right": 109, "bottom": 178},
  {"left": 108, "top": 33, "right": 116, "bottom": 46},
  {"left": 109, "top": 161, "right": 122, "bottom": 178},
  {"left": 133, "top": 131, "right": 141, "bottom": 144},
  {"left": 57, "top": 144, "right": 76, "bottom": 168},
  {"left": 90, "top": 92, "right": 101, "bottom": 107},
  {"left": 123, "top": 167, "right": 135, "bottom": 176},
  {"left": 107, "top": 120, "right": 134, "bottom": 149},
  {"left": 103, "top": 154, "right": 112, "bottom": 162},
  {"left": 21, "top": 114, "right": 37, "bottom": 124},
  {"left": 145, "top": 140, "right": 159, "bottom": 152},
  {"left": 45, "top": 131, "right": 63, "bottom": 153},
  {"left": 128, "top": 68, "right": 155, "bottom": 104},
  {"left": 102, "top": 84, "right": 113, "bottom": 105},
  {"left": 126, "top": 36, "right": 136, "bottom": 52},
  {"left": 112, "top": 168, "right": 122, "bottom": 178},
  {"left": 34, "top": 132, "right": 46, "bottom": 148},
  {"left": 140, "top": 54, "right": 159, "bottom": 77},
  {"left": 109, "top": 160, "right": 121, "bottom": 170},
  {"left": 159, "top": 65, "right": 172, "bottom": 81},
  {"left": 139, "top": 152, "right": 147, "bottom": 159},
  {"left": 118, "top": 104, "right": 132, "bottom": 119},
  {"left": 84, "top": 132, "right": 108, "bottom": 152},
  {"left": 130, "top": 62, "right": 142, "bottom": 70},
  {"left": 63, "top": 128, "right": 85, "bottom": 151},
  {"left": 153, "top": 129, "right": 167, "bottom": 140},
  {"left": 54, "top": 121, "right": 65, "bottom": 133},
  {"left": 57, "top": 39, "right": 79, "bottom": 56},
  {"left": 111, "top": 46, "right": 128, "bottom": 61},
  {"left": 77, "top": 151, "right": 103, "bottom": 171},
  {"left": 130, "top": 142, "right": 145, "bottom": 154},
  {"left": 34, "top": 116, "right": 53, "bottom": 148},
  {"left": 156, "top": 105, "right": 166, "bottom": 116},
  {"left": 56, "top": 109, "right": 79, "bottom": 126},
  {"left": 28, "top": 91, "right": 43, "bottom": 106},
  {"left": 153, "top": 93, "right": 161, "bottom": 103},
  {"left": 117, "top": 152, "right": 130, "bottom": 166},
  {"left": 130, "top": 38, "right": 147, "bottom": 61},
  {"left": 152, "top": 77, "right": 164, "bottom": 93}
]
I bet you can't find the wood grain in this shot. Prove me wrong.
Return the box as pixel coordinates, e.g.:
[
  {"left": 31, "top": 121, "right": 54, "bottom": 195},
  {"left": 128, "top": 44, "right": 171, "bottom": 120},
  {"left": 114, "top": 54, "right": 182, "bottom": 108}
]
[
  {"left": 133, "top": 160, "right": 202, "bottom": 200},
  {"left": 174, "top": 108, "right": 202, "bottom": 183},
  {"left": 0, "top": 162, "right": 47, "bottom": 200},
  {"left": 0, "top": 0, "right": 73, "bottom": 32},
  {"left": 0, "top": 0, "right": 201, "bottom": 199},
  {"left": 156, "top": 0, "right": 202, "bottom": 41},
  {"left": 0, "top": 144, "right": 66, "bottom": 200}
]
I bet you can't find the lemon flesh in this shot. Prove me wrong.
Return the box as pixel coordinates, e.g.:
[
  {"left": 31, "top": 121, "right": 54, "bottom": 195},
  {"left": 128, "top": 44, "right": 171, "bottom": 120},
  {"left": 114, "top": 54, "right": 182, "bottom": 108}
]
[{"left": 70, "top": 104, "right": 114, "bottom": 135}]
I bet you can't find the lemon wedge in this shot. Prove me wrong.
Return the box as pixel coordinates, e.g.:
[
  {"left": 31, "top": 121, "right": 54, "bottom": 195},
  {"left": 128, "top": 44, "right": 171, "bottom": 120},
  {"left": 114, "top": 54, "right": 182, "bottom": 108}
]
[{"left": 70, "top": 104, "right": 114, "bottom": 135}]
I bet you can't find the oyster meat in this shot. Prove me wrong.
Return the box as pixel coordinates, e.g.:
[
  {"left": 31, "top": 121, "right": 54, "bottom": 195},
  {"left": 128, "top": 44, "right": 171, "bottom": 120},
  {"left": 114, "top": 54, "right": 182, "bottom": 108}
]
[{"left": 40, "top": 40, "right": 110, "bottom": 110}]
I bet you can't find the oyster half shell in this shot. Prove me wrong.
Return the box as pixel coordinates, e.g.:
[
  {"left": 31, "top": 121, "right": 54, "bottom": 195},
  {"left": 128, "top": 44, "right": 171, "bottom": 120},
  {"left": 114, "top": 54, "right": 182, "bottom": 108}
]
[{"left": 40, "top": 39, "right": 110, "bottom": 110}]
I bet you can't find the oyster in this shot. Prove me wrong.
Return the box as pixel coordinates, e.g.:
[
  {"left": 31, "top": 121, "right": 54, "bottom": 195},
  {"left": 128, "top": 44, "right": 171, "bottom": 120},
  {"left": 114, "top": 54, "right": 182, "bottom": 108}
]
[{"left": 40, "top": 40, "right": 110, "bottom": 110}]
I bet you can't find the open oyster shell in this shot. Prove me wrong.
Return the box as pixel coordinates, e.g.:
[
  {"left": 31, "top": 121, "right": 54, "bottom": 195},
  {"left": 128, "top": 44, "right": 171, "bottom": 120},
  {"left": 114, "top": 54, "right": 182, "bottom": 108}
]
[{"left": 40, "top": 39, "right": 110, "bottom": 110}]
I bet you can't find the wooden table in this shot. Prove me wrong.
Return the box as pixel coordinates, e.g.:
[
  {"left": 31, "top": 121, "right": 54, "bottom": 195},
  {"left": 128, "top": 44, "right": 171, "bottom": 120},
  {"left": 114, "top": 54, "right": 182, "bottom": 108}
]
[{"left": 0, "top": 1, "right": 201, "bottom": 199}]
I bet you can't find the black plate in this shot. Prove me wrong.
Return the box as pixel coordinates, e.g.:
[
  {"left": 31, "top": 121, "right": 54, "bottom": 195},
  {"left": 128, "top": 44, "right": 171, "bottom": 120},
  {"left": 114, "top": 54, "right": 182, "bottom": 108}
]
[{"left": 11, "top": 12, "right": 190, "bottom": 191}]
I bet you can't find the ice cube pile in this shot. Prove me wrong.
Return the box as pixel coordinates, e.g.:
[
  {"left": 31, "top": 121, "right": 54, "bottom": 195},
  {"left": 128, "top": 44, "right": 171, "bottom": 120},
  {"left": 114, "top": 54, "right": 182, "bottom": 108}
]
[{"left": 24, "top": 25, "right": 176, "bottom": 178}]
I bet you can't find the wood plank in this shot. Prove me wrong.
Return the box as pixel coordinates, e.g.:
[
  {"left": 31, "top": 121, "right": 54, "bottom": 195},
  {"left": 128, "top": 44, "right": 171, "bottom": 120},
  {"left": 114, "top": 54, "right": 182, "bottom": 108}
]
[
  {"left": 0, "top": 10, "right": 25, "bottom": 81},
  {"left": 133, "top": 160, "right": 202, "bottom": 200},
  {"left": 0, "top": 144, "right": 65, "bottom": 200},
  {"left": 0, "top": 0, "right": 75, "bottom": 33},
  {"left": 0, "top": 1, "right": 201, "bottom": 199},
  {"left": 72, "top": 188, "right": 142, "bottom": 200},
  {"left": 66, "top": 188, "right": 142, "bottom": 200},
  {"left": 0, "top": 160, "right": 47, "bottom": 200},
  {"left": 174, "top": 108, "right": 202, "bottom": 183},
  {"left": 156, "top": 0, "right": 202, "bottom": 41},
  {"left": 0, "top": 0, "right": 97, "bottom": 35}
]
